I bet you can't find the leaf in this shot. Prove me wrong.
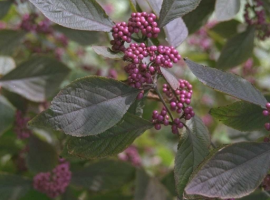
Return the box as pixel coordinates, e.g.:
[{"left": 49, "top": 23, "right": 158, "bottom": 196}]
[
  {"left": 127, "top": 91, "right": 148, "bottom": 117},
  {"left": 92, "top": 46, "right": 124, "bottom": 60},
  {"left": 0, "top": 95, "right": 15, "bottom": 136},
  {"left": 210, "top": 19, "right": 240, "bottom": 38},
  {"left": 164, "top": 18, "right": 188, "bottom": 47},
  {"left": 0, "top": 56, "right": 70, "bottom": 102},
  {"left": 184, "top": 59, "right": 268, "bottom": 108},
  {"left": 28, "top": 0, "right": 114, "bottom": 32},
  {"left": 29, "top": 76, "right": 139, "bottom": 137},
  {"left": 160, "top": 67, "right": 179, "bottom": 90},
  {"left": 217, "top": 27, "right": 255, "bottom": 70},
  {"left": 174, "top": 116, "right": 210, "bottom": 198},
  {"left": 0, "top": 30, "right": 25, "bottom": 55},
  {"left": 210, "top": 101, "right": 269, "bottom": 132},
  {"left": 26, "top": 135, "right": 58, "bottom": 173},
  {"left": 0, "top": 1, "right": 12, "bottom": 19},
  {"left": 239, "top": 191, "right": 270, "bottom": 200},
  {"left": 215, "top": 0, "right": 241, "bottom": 21},
  {"left": 183, "top": 0, "right": 215, "bottom": 34},
  {"left": 161, "top": 171, "right": 177, "bottom": 197},
  {"left": 0, "top": 56, "right": 15, "bottom": 76},
  {"left": 67, "top": 112, "right": 152, "bottom": 159},
  {"left": 185, "top": 142, "right": 270, "bottom": 199},
  {"left": 158, "top": 0, "right": 201, "bottom": 28},
  {"left": 53, "top": 25, "right": 102, "bottom": 46},
  {"left": 0, "top": 173, "right": 32, "bottom": 200},
  {"left": 71, "top": 160, "right": 135, "bottom": 191},
  {"left": 147, "top": 0, "right": 188, "bottom": 47},
  {"left": 20, "top": 190, "right": 51, "bottom": 200},
  {"left": 135, "top": 169, "right": 172, "bottom": 200}
]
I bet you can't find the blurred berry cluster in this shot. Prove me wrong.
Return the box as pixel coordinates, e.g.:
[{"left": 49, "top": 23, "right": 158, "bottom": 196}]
[
  {"left": 14, "top": 110, "right": 32, "bottom": 139},
  {"left": 263, "top": 103, "right": 270, "bottom": 131},
  {"left": 33, "top": 159, "right": 72, "bottom": 198}
]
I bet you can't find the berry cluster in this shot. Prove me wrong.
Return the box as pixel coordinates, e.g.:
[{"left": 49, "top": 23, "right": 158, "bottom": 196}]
[
  {"left": 14, "top": 110, "right": 32, "bottom": 139},
  {"left": 33, "top": 159, "right": 72, "bottom": 198},
  {"left": 188, "top": 22, "right": 216, "bottom": 51},
  {"left": 110, "top": 12, "right": 160, "bottom": 52},
  {"left": 118, "top": 146, "right": 141, "bottom": 166},
  {"left": 128, "top": 12, "right": 160, "bottom": 38},
  {"left": 262, "top": 174, "right": 270, "bottom": 191},
  {"left": 263, "top": 103, "right": 270, "bottom": 131},
  {"left": 244, "top": 0, "right": 270, "bottom": 40},
  {"left": 152, "top": 80, "right": 195, "bottom": 134},
  {"left": 20, "top": 14, "right": 53, "bottom": 34}
]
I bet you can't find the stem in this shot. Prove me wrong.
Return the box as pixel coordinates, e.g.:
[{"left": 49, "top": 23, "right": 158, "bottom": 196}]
[{"left": 154, "top": 86, "right": 174, "bottom": 121}]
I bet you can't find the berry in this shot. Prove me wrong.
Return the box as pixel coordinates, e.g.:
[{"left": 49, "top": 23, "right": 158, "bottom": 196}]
[
  {"left": 118, "top": 146, "right": 141, "bottom": 166},
  {"left": 14, "top": 110, "right": 32, "bottom": 139},
  {"left": 33, "top": 160, "right": 71, "bottom": 198},
  {"left": 265, "top": 123, "right": 270, "bottom": 131}
]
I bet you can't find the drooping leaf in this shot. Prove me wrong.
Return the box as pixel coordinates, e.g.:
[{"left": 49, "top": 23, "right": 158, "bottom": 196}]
[
  {"left": 0, "top": 1, "right": 12, "bottom": 19},
  {"left": 26, "top": 135, "right": 58, "bottom": 173},
  {"left": 28, "top": 0, "right": 114, "bottom": 32},
  {"left": 183, "top": 0, "right": 215, "bottom": 34},
  {"left": 0, "top": 30, "right": 25, "bottom": 55},
  {"left": 0, "top": 173, "right": 32, "bottom": 200},
  {"left": 0, "top": 56, "right": 15, "bottom": 76},
  {"left": 174, "top": 116, "right": 210, "bottom": 197},
  {"left": 135, "top": 169, "right": 172, "bottom": 200},
  {"left": 71, "top": 160, "right": 135, "bottom": 191},
  {"left": 29, "top": 76, "right": 139, "bottom": 137},
  {"left": 211, "top": 19, "right": 240, "bottom": 38},
  {"left": 0, "top": 95, "right": 15, "bottom": 136},
  {"left": 210, "top": 101, "right": 269, "bottom": 132},
  {"left": 185, "top": 142, "right": 270, "bottom": 199},
  {"left": 67, "top": 112, "right": 152, "bottom": 159},
  {"left": 147, "top": 0, "right": 188, "bottom": 47},
  {"left": 184, "top": 59, "right": 268, "bottom": 108},
  {"left": 215, "top": 0, "right": 241, "bottom": 21},
  {"left": 160, "top": 67, "right": 179, "bottom": 90},
  {"left": 217, "top": 27, "right": 255, "bottom": 70},
  {"left": 92, "top": 46, "right": 124, "bottom": 60},
  {"left": 53, "top": 25, "right": 102, "bottom": 46},
  {"left": 129, "top": 0, "right": 142, "bottom": 12},
  {"left": 159, "top": 0, "right": 202, "bottom": 28},
  {"left": 0, "top": 56, "right": 70, "bottom": 102}
]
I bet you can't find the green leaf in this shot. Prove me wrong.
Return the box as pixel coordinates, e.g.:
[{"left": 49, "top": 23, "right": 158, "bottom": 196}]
[
  {"left": 185, "top": 142, "right": 270, "bottom": 199},
  {"left": 127, "top": 91, "right": 147, "bottom": 117},
  {"left": 211, "top": 19, "right": 240, "bottom": 38},
  {"left": 26, "top": 135, "right": 58, "bottom": 173},
  {"left": 53, "top": 25, "right": 102, "bottom": 46},
  {"left": 0, "top": 95, "right": 15, "bottom": 136},
  {"left": 67, "top": 112, "right": 152, "bottom": 159},
  {"left": 20, "top": 190, "right": 51, "bottom": 200},
  {"left": 29, "top": 0, "right": 114, "bottom": 32},
  {"left": 0, "top": 56, "right": 15, "bottom": 76},
  {"left": 184, "top": 59, "right": 268, "bottom": 108},
  {"left": 183, "top": 0, "right": 215, "bottom": 34},
  {"left": 0, "top": 30, "right": 25, "bottom": 55},
  {"left": 92, "top": 46, "right": 124, "bottom": 60},
  {"left": 161, "top": 171, "right": 177, "bottom": 197},
  {"left": 29, "top": 76, "right": 139, "bottom": 137},
  {"left": 135, "top": 169, "right": 172, "bottom": 200},
  {"left": 217, "top": 27, "right": 255, "bottom": 70},
  {"left": 71, "top": 160, "right": 135, "bottom": 191},
  {"left": 0, "top": 173, "right": 32, "bottom": 200},
  {"left": 159, "top": 0, "right": 201, "bottom": 28},
  {"left": 147, "top": 0, "right": 188, "bottom": 46},
  {"left": 210, "top": 101, "right": 269, "bottom": 132},
  {"left": 0, "top": 56, "right": 70, "bottom": 102},
  {"left": 239, "top": 191, "right": 270, "bottom": 200},
  {"left": 0, "top": 1, "right": 12, "bottom": 19},
  {"left": 174, "top": 116, "right": 210, "bottom": 198},
  {"left": 160, "top": 67, "right": 179, "bottom": 90},
  {"left": 215, "top": 0, "right": 241, "bottom": 21}
]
